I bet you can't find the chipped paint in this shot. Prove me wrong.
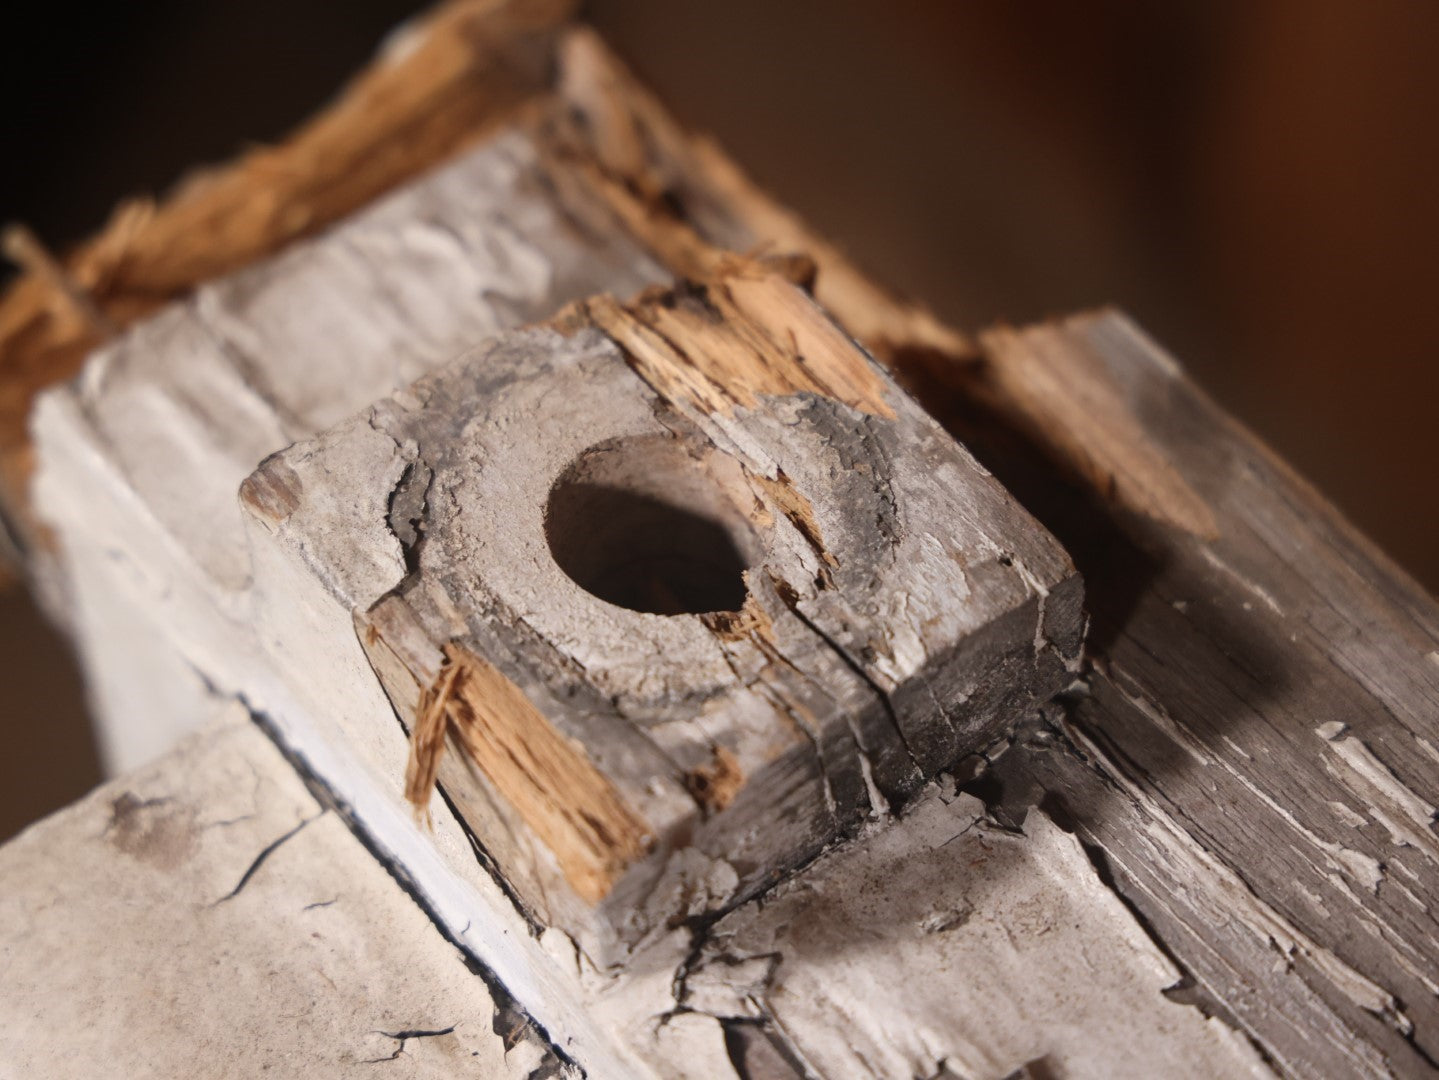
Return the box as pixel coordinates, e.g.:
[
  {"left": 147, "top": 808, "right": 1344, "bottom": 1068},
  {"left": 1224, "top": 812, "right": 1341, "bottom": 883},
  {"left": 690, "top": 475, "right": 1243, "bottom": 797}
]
[{"left": 1323, "top": 736, "right": 1439, "bottom": 865}]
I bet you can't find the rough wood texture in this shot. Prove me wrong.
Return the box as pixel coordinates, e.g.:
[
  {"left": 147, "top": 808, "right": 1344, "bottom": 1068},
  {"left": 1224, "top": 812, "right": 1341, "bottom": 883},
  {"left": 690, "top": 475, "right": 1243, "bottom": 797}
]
[
  {"left": 1, "top": 704, "right": 1271, "bottom": 1078},
  {"left": 920, "top": 312, "right": 1439, "bottom": 1078},
  {"left": 684, "top": 787, "right": 1269, "bottom": 1079},
  {"left": 409, "top": 643, "right": 652, "bottom": 905},
  {"left": 530, "top": 308, "right": 1439, "bottom": 1079},
  {"left": 26, "top": 21, "right": 969, "bottom": 773},
  {"left": 32, "top": 123, "right": 669, "bottom": 772},
  {"left": 0, "top": 12, "right": 966, "bottom": 568},
  {"left": 28, "top": 106, "right": 682, "bottom": 1068},
  {"left": 242, "top": 265, "right": 1080, "bottom": 957},
  {"left": 545, "top": 29, "right": 971, "bottom": 369}
]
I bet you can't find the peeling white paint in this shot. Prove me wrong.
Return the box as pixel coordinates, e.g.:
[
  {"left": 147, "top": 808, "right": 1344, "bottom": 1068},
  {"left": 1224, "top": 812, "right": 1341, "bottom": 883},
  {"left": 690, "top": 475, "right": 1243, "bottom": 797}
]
[
  {"left": 1324, "top": 737, "right": 1439, "bottom": 864},
  {"left": 1065, "top": 723, "right": 1401, "bottom": 1030}
]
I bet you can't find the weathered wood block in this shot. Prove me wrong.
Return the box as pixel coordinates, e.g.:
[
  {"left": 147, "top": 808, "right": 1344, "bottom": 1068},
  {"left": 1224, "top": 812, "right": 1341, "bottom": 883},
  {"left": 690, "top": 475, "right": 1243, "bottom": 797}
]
[{"left": 241, "top": 264, "right": 1083, "bottom": 956}]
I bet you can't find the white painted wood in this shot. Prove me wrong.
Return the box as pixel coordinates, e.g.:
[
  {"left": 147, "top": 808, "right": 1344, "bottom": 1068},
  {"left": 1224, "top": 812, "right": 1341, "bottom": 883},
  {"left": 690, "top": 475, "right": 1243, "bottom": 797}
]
[
  {"left": 0, "top": 702, "right": 1270, "bottom": 1079},
  {"left": 29, "top": 124, "right": 675, "bottom": 1076},
  {"left": 241, "top": 277, "right": 1080, "bottom": 961},
  {"left": 684, "top": 786, "right": 1272, "bottom": 1079},
  {"left": 31, "top": 126, "right": 667, "bottom": 773},
  {"left": 973, "top": 312, "right": 1439, "bottom": 1076},
  {"left": 0, "top": 704, "right": 572, "bottom": 1079}
]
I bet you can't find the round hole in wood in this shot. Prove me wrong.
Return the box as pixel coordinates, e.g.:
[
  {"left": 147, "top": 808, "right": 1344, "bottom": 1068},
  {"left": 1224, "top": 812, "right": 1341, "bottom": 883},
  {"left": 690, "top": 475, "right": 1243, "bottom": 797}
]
[{"left": 545, "top": 436, "right": 761, "bottom": 616}]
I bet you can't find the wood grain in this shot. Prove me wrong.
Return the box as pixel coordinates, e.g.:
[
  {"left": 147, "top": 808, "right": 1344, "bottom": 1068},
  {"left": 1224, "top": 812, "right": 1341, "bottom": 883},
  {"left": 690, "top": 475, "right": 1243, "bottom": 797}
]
[
  {"left": 932, "top": 311, "right": 1439, "bottom": 1077},
  {"left": 257, "top": 272, "right": 1081, "bottom": 953},
  {"left": 409, "top": 644, "right": 651, "bottom": 904},
  {"left": 581, "top": 269, "right": 896, "bottom": 420}
]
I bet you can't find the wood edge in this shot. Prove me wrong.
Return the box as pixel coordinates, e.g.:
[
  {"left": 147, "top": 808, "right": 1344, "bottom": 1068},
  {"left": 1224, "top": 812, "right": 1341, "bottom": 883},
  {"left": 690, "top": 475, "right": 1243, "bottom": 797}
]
[
  {"left": 551, "top": 27, "right": 972, "bottom": 366},
  {"left": 0, "top": 0, "right": 575, "bottom": 553},
  {"left": 969, "top": 315, "right": 1222, "bottom": 541}
]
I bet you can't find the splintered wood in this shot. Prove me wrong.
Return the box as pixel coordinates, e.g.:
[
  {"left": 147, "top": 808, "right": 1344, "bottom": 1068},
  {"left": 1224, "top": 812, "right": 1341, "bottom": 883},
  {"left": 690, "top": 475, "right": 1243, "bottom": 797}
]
[{"left": 580, "top": 269, "right": 897, "bottom": 420}]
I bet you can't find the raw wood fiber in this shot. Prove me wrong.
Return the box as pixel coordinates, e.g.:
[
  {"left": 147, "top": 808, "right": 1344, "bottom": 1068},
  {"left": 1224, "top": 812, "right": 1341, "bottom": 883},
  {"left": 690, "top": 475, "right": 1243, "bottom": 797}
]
[
  {"left": 406, "top": 643, "right": 651, "bottom": 904},
  {"left": 957, "top": 311, "right": 1439, "bottom": 1077},
  {"left": 1, "top": 8, "right": 975, "bottom": 564},
  {"left": 581, "top": 266, "right": 895, "bottom": 420},
  {"left": 19, "top": 3, "right": 1439, "bottom": 1073},
  {"left": 682, "top": 746, "right": 743, "bottom": 816},
  {"left": 547, "top": 29, "right": 972, "bottom": 370},
  {"left": 977, "top": 321, "right": 1219, "bottom": 539}
]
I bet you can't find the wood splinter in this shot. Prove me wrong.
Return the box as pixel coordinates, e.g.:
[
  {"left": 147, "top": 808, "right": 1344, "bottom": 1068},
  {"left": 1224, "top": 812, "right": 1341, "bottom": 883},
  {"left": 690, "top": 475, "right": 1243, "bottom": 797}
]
[{"left": 404, "top": 643, "right": 650, "bottom": 905}]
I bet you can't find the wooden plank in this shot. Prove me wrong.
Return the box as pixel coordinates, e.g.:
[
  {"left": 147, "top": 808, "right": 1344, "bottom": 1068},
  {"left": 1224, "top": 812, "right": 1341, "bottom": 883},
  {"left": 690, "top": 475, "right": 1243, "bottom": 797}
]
[
  {"left": 684, "top": 786, "right": 1270, "bottom": 1079},
  {"left": 923, "top": 312, "right": 1439, "bottom": 1077},
  {"left": 32, "top": 123, "right": 668, "bottom": 772},
  {"left": 3, "top": 701, "right": 1272, "bottom": 1078},
  {"left": 0, "top": 13, "right": 968, "bottom": 567},
  {"left": 0, "top": 703, "right": 573, "bottom": 1078},
  {"left": 14, "top": 4, "right": 1439, "bottom": 1076},
  {"left": 628, "top": 310, "right": 1439, "bottom": 1079},
  {"left": 27, "top": 20, "right": 971, "bottom": 774}
]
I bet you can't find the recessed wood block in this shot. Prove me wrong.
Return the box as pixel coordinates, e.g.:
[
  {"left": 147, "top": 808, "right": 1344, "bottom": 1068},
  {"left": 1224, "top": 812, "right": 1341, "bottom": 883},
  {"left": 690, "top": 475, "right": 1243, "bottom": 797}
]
[{"left": 241, "top": 263, "right": 1083, "bottom": 957}]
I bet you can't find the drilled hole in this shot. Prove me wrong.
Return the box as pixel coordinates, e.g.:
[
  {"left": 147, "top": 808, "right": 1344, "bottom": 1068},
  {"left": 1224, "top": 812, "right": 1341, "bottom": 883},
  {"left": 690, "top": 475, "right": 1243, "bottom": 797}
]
[{"left": 545, "top": 437, "right": 759, "bottom": 616}]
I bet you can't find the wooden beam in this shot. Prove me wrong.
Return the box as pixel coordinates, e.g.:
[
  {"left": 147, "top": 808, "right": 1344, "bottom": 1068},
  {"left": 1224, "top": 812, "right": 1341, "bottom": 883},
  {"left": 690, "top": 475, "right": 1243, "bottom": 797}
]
[
  {"left": 940, "top": 312, "right": 1439, "bottom": 1077},
  {"left": 0, "top": 704, "right": 573, "bottom": 1077}
]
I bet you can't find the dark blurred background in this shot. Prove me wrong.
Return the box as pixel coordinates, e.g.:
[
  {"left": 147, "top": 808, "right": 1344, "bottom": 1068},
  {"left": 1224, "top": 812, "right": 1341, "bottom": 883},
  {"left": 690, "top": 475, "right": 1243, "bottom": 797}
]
[{"left": 3, "top": 0, "right": 1437, "bottom": 841}]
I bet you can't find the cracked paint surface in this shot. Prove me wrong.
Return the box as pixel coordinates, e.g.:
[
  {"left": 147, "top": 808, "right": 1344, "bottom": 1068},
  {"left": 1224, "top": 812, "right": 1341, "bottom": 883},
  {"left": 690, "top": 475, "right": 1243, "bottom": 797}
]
[{"left": 0, "top": 704, "right": 571, "bottom": 1079}]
